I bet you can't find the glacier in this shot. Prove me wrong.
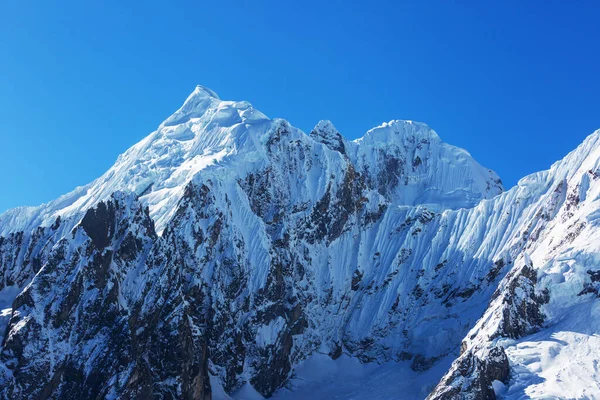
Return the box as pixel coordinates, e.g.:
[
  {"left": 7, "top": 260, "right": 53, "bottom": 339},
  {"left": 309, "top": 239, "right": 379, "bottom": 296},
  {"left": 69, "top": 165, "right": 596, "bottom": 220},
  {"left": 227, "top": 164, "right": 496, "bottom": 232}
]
[{"left": 0, "top": 85, "right": 598, "bottom": 399}]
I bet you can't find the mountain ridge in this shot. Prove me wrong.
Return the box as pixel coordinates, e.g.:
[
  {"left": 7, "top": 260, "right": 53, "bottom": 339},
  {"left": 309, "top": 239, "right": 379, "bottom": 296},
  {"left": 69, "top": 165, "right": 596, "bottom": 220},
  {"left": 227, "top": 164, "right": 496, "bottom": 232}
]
[{"left": 0, "top": 86, "right": 502, "bottom": 236}]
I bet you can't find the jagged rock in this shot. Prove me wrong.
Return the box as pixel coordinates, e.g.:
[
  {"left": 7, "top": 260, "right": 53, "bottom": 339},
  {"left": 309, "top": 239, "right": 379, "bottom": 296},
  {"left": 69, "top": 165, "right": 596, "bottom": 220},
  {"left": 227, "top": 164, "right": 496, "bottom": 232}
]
[
  {"left": 310, "top": 120, "right": 347, "bottom": 155},
  {"left": 428, "top": 346, "right": 509, "bottom": 400}
]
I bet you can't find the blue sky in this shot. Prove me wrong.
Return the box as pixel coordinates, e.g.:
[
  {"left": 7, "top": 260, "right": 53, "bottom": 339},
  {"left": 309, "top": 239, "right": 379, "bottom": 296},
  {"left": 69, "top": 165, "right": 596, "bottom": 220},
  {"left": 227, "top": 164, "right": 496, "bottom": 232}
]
[{"left": 1, "top": 1, "right": 599, "bottom": 213}]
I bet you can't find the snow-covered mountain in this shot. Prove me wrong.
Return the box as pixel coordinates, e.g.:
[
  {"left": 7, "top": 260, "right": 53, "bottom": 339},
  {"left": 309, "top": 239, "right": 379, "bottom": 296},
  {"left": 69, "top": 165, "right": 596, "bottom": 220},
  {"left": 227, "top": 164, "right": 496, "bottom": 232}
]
[{"left": 0, "top": 86, "right": 598, "bottom": 399}]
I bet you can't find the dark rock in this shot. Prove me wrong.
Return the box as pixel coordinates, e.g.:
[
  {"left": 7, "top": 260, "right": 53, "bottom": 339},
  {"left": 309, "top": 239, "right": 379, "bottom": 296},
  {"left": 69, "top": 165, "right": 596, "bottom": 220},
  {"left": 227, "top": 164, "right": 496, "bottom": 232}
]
[
  {"left": 428, "top": 346, "right": 509, "bottom": 400},
  {"left": 329, "top": 342, "right": 343, "bottom": 360},
  {"left": 80, "top": 200, "right": 117, "bottom": 250},
  {"left": 411, "top": 354, "right": 441, "bottom": 372},
  {"left": 310, "top": 121, "right": 346, "bottom": 155},
  {"left": 351, "top": 269, "right": 363, "bottom": 291}
]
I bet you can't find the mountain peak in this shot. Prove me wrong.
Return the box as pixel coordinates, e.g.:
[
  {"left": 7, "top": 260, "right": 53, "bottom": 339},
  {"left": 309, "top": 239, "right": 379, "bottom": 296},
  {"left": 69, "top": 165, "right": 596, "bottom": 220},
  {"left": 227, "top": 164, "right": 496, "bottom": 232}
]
[
  {"left": 159, "top": 85, "right": 222, "bottom": 129},
  {"left": 313, "top": 119, "right": 337, "bottom": 133},
  {"left": 355, "top": 120, "right": 440, "bottom": 147},
  {"left": 192, "top": 84, "right": 220, "bottom": 99},
  {"left": 310, "top": 120, "right": 346, "bottom": 154}
]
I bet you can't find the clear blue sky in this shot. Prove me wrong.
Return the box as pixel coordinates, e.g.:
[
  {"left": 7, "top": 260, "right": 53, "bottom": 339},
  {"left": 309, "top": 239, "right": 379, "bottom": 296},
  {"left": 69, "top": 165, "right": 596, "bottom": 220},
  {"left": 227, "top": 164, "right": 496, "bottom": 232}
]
[{"left": 1, "top": 1, "right": 599, "bottom": 213}]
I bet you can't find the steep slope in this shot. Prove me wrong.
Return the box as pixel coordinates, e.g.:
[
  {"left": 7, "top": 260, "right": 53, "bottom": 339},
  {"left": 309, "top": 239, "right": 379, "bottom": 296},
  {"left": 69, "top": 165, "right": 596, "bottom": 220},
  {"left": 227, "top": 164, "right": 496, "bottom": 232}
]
[
  {"left": 429, "top": 130, "right": 600, "bottom": 399},
  {"left": 0, "top": 86, "right": 268, "bottom": 236},
  {"left": 0, "top": 86, "right": 597, "bottom": 399}
]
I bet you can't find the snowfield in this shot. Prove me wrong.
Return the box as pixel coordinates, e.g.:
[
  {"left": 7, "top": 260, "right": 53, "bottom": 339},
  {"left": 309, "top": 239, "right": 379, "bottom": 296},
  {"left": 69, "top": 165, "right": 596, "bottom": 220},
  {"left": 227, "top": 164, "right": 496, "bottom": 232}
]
[
  {"left": 0, "top": 86, "right": 598, "bottom": 399},
  {"left": 503, "top": 300, "right": 600, "bottom": 399}
]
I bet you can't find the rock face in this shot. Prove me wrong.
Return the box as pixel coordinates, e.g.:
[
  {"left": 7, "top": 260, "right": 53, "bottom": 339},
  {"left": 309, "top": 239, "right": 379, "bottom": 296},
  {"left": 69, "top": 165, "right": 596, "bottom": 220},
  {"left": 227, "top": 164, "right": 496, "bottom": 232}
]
[
  {"left": 428, "top": 346, "right": 510, "bottom": 400},
  {"left": 428, "top": 131, "right": 600, "bottom": 398},
  {"left": 0, "top": 86, "right": 599, "bottom": 399},
  {"left": 427, "top": 260, "right": 547, "bottom": 400}
]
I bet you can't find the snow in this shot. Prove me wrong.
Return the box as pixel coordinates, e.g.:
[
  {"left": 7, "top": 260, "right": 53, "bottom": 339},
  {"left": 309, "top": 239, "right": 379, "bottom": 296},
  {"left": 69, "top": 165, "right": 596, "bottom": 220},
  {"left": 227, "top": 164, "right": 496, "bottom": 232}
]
[
  {"left": 0, "top": 85, "right": 271, "bottom": 236},
  {"left": 232, "top": 383, "right": 266, "bottom": 400},
  {"left": 492, "top": 380, "right": 507, "bottom": 396},
  {"left": 255, "top": 316, "right": 286, "bottom": 348},
  {"left": 432, "top": 128, "right": 600, "bottom": 398},
  {"left": 0, "top": 286, "right": 19, "bottom": 343},
  {"left": 213, "top": 353, "right": 455, "bottom": 400},
  {"left": 0, "top": 87, "right": 501, "bottom": 236},
  {"left": 348, "top": 119, "right": 503, "bottom": 210},
  {"left": 502, "top": 300, "right": 600, "bottom": 399},
  {"left": 272, "top": 353, "right": 454, "bottom": 400}
]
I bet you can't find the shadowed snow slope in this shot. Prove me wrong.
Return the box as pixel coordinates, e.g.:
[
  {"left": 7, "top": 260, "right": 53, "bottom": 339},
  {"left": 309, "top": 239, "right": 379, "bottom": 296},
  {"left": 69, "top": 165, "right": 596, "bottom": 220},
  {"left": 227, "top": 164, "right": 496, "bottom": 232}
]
[{"left": 0, "top": 86, "right": 599, "bottom": 400}]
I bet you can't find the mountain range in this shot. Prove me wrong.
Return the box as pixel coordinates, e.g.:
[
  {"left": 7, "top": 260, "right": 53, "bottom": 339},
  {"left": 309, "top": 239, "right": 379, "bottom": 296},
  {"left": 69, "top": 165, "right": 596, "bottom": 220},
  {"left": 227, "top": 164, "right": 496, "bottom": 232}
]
[{"left": 1, "top": 86, "right": 598, "bottom": 399}]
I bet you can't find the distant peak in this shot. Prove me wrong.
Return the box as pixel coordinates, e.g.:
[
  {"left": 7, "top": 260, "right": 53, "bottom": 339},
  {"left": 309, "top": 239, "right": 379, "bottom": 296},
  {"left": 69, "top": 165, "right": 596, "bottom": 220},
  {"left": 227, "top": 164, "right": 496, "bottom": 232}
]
[
  {"left": 355, "top": 119, "right": 440, "bottom": 146},
  {"left": 310, "top": 120, "right": 347, "bottom": 155},
  {"left": 191, "top": 85, "right": 220, "bottom": 99},
  {"left": 378, "top": 120, "right": 436, "bottom": 135},
  {"left": 313, "top": 119, "right": 337, "bottom": 133}
]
